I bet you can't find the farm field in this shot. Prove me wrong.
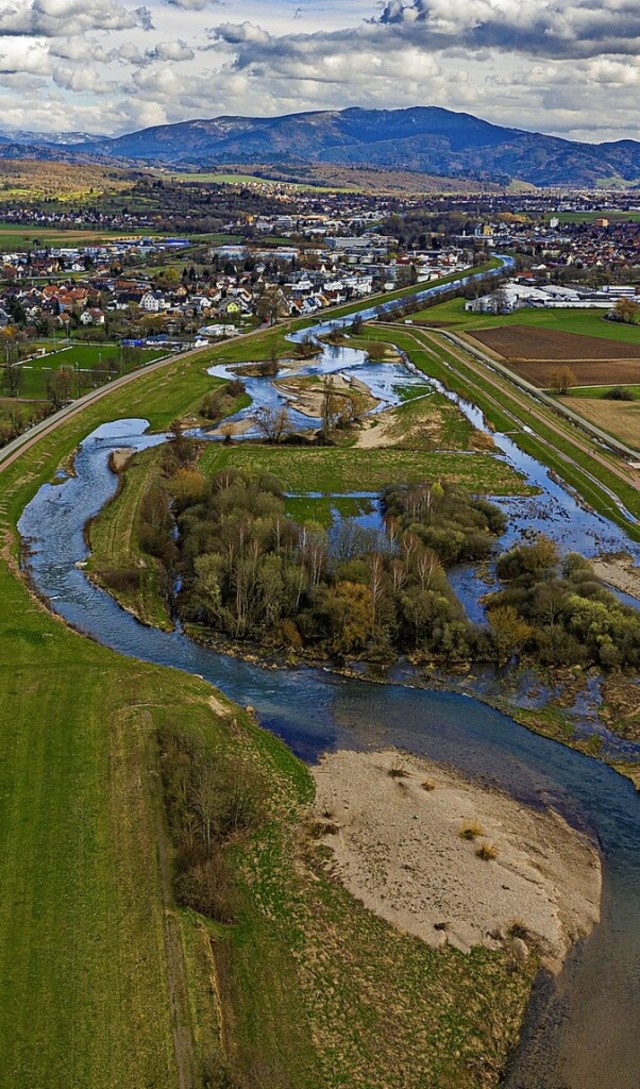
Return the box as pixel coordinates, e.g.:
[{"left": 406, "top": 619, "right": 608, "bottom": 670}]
[
  {"left": 499, "top": 357, "right": 640, "bottom": 389},
  {"left": 413, "top": 297, "right": 640, "bottom": 345},
  {"left": 0, "top": 224, "right": 126, "bottom": 252},
  {"left": 562, "top": 395, "right": 640, "bottom": 449},
  {"left": 467, "top": 325, "right": 640, "bottom": 362}
]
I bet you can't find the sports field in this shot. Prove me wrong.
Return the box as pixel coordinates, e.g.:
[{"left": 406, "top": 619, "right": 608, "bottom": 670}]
[{"left": 9, "top": 344, "right": 167, "bottom": 399}]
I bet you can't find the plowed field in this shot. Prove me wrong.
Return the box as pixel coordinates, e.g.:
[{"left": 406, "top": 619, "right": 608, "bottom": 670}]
[{"left": 469, "top": 325, "right": 640, "bottom": 362}]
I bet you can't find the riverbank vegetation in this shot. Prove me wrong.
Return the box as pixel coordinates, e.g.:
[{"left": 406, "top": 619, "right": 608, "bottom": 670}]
[
  {"left": 168, "top": 471, "right": 504, "bottom": 661},
  {"left": 487, "top": 538, "right": 640, "bottom": 669}
]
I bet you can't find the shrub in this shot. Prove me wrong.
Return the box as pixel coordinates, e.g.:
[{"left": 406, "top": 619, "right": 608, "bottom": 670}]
[
  {"left": 476, "top": 841, "right": 498, "bottom": 861},
  {"left": 174, "top": 847, "right": 236, "bottom": 923},
  {"left": 603, "top": 385, "right": 636, "bottom": 401},
  {"left": 96, "top": 564, "right": 141, "bottom": 593},
  {"left": 388, "top": 762, "right": 409, "bottom": 779},
  {"left": 459, "top": 820, "right": 485, "bottom": 841}
]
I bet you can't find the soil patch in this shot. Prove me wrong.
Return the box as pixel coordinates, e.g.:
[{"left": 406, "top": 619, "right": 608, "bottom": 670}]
[
  {"left": 501, "top": 358, "right": 640, "bottom": 388},
  {"left": 311, "top": 749, "right": 601, "bottom": 972},
  {"left": 469, "top": 325, "right": 640, "bottom": 363}
]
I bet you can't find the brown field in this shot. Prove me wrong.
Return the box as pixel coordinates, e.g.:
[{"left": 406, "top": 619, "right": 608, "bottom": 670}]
[
  {"left": 469, "top": 325, "right": 640, "bottom": 362},
  {"left": 500, "top": 358, "right": 640, "bottom": 388},
  {"left": 563, "top": 396, "right": 640, "bottom": 448}
]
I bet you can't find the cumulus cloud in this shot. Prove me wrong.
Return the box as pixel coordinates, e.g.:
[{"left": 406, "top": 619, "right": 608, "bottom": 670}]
[
  {"left": 0, "top": 0, "right": 639, "bottom": 141},
  {"left": 0, "top": 0, "right": 152, "bottom": 37},
  {"left": 377, "top": 0, "right": 640, "bottom": 59},
  {"left": 133, "top": 38, "right": 195, "bottom": 62}
]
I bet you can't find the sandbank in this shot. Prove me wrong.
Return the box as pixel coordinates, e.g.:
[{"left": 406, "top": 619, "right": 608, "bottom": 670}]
[{"left": 311, "top": 748, "right": 601, "bottom": 971}]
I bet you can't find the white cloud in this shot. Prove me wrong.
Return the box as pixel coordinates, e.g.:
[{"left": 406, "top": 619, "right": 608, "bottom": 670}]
[
  {"left": 0, "top": 0, "right": 638, "bottom": 141},
  {"left": 0, "top": 0, "right": 153, "bottom": 37}
]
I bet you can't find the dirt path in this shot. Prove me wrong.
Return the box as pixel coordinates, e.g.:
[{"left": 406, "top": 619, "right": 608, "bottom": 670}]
[{"left": 152, "top": 759, "right": 197, "bottom": 1089}]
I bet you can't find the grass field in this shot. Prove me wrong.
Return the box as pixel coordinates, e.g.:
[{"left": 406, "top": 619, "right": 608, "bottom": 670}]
[
  {"left": 0, "top": 321, "right": 536, "bottom": 1087},
  {"left": 544, "top": 210, "right": 640, "bottom": 224},
  {"left": 10, "top": 345, "right": 167, "bottom": 400},
  {"left": 170, "top": 170, "right": 361, "bottom": 193},
  {"left": 197, "top": 444, "right": 530, "bottom": 496},
  {"left": 0, "top": 224, "right": 126, "bottom": 252},
  {"left": 413, "top": 297, "right": 640, "bottom": 345}
]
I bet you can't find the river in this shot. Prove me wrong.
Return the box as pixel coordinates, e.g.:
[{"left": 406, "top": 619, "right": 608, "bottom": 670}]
[{"left": 16, "top": 264, "right": 640, "bottom": 1087}]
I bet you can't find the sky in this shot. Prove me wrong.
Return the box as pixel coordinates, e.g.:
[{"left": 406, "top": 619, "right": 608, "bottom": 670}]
[{"left": 0, "top": 0, "right": 638, "bottom": 141}]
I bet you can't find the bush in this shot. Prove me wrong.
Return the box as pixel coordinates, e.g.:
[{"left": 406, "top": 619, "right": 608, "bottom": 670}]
[
  {"left": 95, "top": 565, "right": 141, "bottom": 593},
  {"left": 459, "top": 820, "right": 484, "bottom": 841},
  {"left": 174, "top": 847, "right": 236, "bottom": 923},
  {"left": 476, "top": 842, "right": 498, "bottom": 861},
  {"left": 603, "top": 385, "right": 636, "bottom": 401}
]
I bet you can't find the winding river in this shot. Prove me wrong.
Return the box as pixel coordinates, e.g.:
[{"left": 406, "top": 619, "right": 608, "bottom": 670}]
[{"left": 16, "top": 262, "right": 640, "bottom": 1087}]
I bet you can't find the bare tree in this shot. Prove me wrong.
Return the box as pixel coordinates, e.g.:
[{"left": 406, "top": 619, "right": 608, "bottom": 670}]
[
  {"left": 253, "top": 405, "right": 292, "bottom": 444},
  {"left": 320, "top": 376, "right": 340, "bottom": 437}
]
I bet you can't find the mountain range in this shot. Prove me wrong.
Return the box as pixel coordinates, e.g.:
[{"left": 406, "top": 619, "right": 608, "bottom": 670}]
[{"left": 1, "top": 107, "right": 640, "bottom": 187}]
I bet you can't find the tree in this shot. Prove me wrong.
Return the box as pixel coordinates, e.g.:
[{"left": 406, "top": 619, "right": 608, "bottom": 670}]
[
  {"left": 253, "top": 405, "right": 291, "bottom": 444},
  {"left": 488, "top": 605, "right": 532, "bottom": 664},
  {"left": 366, "top": 340, "right": 386, "bottom": 362},
  {"left": 489, "top": 287, "right": 509, "bottom": 314},
  {"left": 320, "top": 375, "right": 340, "bottom": 437},
  {"left": 256, "top": 285, "right": 283, "bottom": 325},
  {"left": 547, "top": 365, "right": 576, "bottom": 395},
  {"left": 340, "top": 389, "right": 368, "bottom": 426},
  {"left": 46, "top": 368, "right": 73, "bottom": 408},
  {"left": 3, "top": 360, "right": 22, "bottom": 398},
  {"left": 612, "top": 297, "right": 640, "bottom": 325}
]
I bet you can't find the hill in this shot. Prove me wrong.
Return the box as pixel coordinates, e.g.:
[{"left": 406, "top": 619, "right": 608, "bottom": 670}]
[
  {"left": 2, "top": 106, "right": 640, "bottom": 187},
  {"left": 79, "top": 107, "right": 640, "bottom": 187}
]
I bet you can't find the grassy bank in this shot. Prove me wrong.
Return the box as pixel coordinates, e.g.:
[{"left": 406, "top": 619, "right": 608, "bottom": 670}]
[{"left": 85, "top": 447, "right": 173, "bottom": 630}]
